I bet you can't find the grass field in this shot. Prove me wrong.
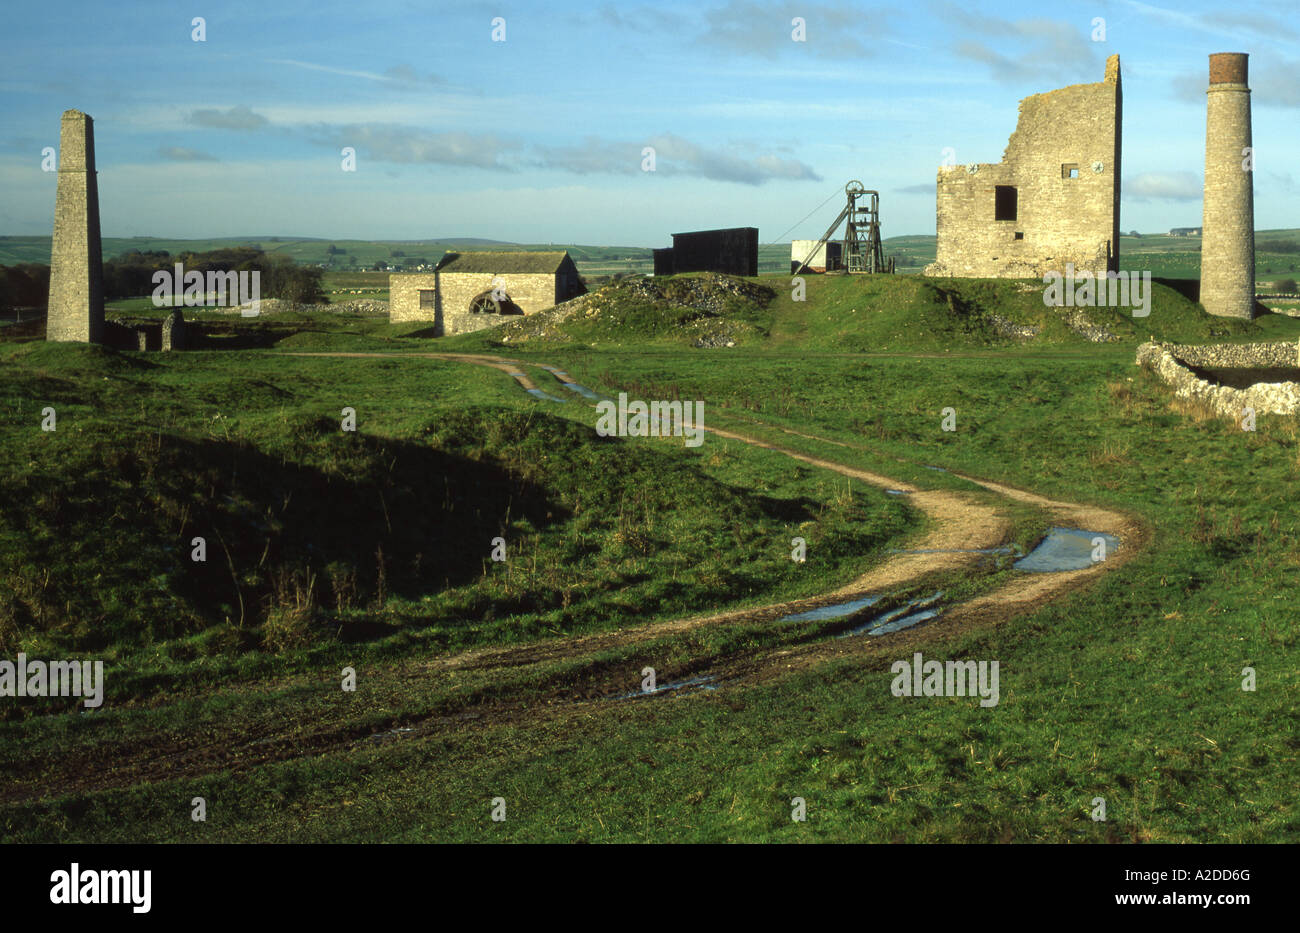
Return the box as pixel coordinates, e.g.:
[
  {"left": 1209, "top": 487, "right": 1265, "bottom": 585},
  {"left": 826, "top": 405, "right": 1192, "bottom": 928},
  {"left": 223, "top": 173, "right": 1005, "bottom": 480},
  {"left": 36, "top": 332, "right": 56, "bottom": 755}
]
[{"left": 1, "top": 271, "right": 1297, "bottom": 843}]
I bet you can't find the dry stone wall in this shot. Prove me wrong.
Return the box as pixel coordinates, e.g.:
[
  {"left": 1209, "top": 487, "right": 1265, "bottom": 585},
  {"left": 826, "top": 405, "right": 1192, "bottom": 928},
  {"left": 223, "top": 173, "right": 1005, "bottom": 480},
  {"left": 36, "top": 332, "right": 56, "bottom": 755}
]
[{"left": 1137, "top": 340, "right": 1300, "bottom": 417}]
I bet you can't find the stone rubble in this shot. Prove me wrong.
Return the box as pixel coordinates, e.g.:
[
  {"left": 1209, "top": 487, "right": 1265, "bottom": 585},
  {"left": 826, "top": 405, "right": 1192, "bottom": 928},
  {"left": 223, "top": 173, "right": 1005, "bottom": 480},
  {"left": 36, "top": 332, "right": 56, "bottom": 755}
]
[{"left": 487, "top": 273, "right": 769, "bottom": 346}]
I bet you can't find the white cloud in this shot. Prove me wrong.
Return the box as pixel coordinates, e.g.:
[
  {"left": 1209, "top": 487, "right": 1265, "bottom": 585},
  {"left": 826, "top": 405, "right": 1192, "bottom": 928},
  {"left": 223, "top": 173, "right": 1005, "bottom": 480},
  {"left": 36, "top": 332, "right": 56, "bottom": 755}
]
[
  {"left": 187, "top": 106, "right": 269, "bottom": 131},
  {"left": 159, "top": 146, "right": 218, "bottom": 162},
  {"left": 1126, "top": 171, "right": 1201, "bottom": 201},
  {"left": 266, "top": 59, "right": 445, "bottom": 87}
]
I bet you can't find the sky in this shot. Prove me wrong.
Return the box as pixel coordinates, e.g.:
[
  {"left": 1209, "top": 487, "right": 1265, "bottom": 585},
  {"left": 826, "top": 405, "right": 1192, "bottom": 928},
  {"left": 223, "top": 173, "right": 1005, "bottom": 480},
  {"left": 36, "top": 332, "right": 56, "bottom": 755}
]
[{"left": 0, "top": 0, "right": 1297, "bottom": 246}]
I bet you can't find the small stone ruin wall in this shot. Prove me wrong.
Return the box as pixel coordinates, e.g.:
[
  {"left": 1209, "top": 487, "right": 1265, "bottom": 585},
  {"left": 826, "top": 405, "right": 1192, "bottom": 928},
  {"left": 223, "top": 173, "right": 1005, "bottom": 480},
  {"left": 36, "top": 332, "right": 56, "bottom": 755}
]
[
  {"left": 99, "top": 311, "right": 189, "bottom": 352},
  {"left": 1136, "top": 340, "right": 1300, "bottom": 417}
]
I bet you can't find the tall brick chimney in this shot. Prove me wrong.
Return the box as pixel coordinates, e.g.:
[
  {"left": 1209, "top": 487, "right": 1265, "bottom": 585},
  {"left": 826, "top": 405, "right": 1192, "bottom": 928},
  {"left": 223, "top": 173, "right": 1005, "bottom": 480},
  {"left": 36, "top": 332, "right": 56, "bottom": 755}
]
[{"left": 1200, "top": 53, "right": 1255, "bottom": 319}]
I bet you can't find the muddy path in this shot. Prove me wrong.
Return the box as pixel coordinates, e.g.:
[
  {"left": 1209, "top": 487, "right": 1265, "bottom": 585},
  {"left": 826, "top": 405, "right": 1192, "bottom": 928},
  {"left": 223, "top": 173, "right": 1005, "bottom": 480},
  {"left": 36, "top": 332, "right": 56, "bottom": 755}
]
[
  {"left": 2, "top": 352, "right": 1147, "bottom": 807},
  {"left": 283, "top": 351, "right": 1147, "bottom": 679}
]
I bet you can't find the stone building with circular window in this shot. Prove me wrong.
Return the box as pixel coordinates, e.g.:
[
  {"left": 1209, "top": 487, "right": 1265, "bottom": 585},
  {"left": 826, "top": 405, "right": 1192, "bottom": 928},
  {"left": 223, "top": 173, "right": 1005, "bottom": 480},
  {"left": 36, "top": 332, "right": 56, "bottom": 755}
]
[{"left": 389, "top": 250, "right": 584, "bottom": 335}]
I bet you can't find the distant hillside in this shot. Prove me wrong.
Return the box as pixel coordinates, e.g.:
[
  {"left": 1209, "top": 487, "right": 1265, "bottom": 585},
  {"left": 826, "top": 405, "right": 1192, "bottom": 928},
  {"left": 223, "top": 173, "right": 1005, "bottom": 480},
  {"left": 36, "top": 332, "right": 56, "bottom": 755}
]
[
  {"left": 0, "top": 236, "right": 658, "bottom": 274},
  {"left": 802, "top": 230, "right": 1300, "bottom": 280},
  {"left": 3, "top": 229, "right": 1297, "bottom": 281}
]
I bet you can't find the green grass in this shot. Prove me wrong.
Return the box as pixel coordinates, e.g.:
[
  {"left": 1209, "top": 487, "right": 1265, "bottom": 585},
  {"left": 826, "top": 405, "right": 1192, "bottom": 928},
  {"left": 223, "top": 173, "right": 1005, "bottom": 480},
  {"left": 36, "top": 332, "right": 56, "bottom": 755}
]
[
  {"left": 1, "top": 271, "right": 1297, "bottom": 843},
  {"left": 441, "top": 271, "right": 1281, "bottom": 354},
  {"left": 0, "top": 339, "right": 917, "bottom": 708}
]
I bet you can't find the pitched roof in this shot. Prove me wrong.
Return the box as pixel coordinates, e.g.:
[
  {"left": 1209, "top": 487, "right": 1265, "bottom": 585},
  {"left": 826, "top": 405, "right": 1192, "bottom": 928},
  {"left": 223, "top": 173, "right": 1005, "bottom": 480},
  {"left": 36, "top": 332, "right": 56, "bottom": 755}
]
[{"left": 434, "top": 250, "right": 571, "bottom": 275}]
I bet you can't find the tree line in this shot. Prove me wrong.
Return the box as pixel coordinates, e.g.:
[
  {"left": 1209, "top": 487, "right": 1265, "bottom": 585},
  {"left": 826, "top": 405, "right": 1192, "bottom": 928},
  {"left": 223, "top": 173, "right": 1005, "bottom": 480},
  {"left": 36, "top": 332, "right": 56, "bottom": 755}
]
[
  {"left": 0, "top": 264, "right": 50, "bottom": 311},
  {"left": 0, "top": 246, "right": 327, "bottom": 311},
  {"left": 105, "top": 247, "right": 327, "bottom": 304}
]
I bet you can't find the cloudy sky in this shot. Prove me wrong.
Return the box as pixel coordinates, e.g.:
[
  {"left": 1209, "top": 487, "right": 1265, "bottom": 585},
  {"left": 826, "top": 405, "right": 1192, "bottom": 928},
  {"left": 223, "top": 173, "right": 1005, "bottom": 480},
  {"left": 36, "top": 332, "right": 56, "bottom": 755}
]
[{"left": 0, "top": 0, "right": 1296, "bottom": 246}]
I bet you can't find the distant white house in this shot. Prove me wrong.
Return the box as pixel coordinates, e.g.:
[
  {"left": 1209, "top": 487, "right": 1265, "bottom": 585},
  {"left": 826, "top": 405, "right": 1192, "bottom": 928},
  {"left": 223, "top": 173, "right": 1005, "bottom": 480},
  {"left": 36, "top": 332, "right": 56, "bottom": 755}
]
[{"left": 791, "top": 239, "right": 843, "bottom": 273}]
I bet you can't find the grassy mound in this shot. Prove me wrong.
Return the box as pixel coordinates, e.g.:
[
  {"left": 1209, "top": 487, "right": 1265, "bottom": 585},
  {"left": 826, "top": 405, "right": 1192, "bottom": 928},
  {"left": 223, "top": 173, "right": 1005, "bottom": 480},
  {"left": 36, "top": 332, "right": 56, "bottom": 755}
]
[
  {"left": 97, "top": 270, "right": 1285, "bottom": 357},
  {"left": 442, "top": 273, "right": 776, "bottom": 349},
  {"left": 0, "top": 342, "right": 915, "bottom": 674},
  {"left": 440, "top": 272, "right": 1267, "bottom": 354},
  {"left": 765, "top": 275, "right": 1262, "bottom": 351}
]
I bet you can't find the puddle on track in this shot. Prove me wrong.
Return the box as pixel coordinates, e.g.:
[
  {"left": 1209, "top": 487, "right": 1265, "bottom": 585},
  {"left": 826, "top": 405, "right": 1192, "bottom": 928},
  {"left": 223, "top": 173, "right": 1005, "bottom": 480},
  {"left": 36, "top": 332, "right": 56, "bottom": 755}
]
[
  {"left": 560, "top": 383, "right": 603, "bottom": 400},
  {"left": 525, "top": 388, "right": 569, "bottom": 403},
  {"left": 778, "top": 594, "right": 882, "bottom": 623},
  {"left": 779, "top": 588, "right": 949, "bottom": 638},
  {"left": 842, "top": 592, "right": 946, "bottom": 637},
  {"left": 1015, "top": 527, "right": 1121, "bottom": 572},
  {"left": 861, "top": 607, "right": 942, "bottom": 636},
  {"left": 500, "top": 368, "right": 1116, "bottom": 649},
  {"left": 534, "top": 364, "right": 604, "bottom": 400},
  {"left": 612, "top": 674, "right": 720, "bottom": 700}
]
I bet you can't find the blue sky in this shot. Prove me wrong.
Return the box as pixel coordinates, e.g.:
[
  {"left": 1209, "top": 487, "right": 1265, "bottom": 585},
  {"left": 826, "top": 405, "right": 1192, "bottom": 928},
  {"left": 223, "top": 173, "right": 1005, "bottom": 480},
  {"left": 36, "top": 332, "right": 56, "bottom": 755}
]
[{"left": 0, "top": 0, "right": 1296, "bottom": 246}]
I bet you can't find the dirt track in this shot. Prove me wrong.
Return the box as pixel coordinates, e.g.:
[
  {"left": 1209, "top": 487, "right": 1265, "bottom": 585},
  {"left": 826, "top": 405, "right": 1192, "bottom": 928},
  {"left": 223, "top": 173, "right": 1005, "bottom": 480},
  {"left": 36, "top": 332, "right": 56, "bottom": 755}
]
[
  {"left": 286, "top": 351, "right": 1145, "bottom": 677},
  {"left": 1, "top": 352, "right": 1147, "bottom": 806}
]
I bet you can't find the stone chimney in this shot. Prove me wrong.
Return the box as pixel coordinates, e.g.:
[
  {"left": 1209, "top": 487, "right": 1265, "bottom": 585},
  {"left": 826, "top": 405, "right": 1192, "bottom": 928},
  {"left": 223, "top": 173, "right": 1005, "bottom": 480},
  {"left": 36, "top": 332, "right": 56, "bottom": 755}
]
[
  {"left": 1200, "top": 54, "right": 1255, "bottom": 319},
  {"left": 46, "top": 110, "right": 105, "bottom": 343}
]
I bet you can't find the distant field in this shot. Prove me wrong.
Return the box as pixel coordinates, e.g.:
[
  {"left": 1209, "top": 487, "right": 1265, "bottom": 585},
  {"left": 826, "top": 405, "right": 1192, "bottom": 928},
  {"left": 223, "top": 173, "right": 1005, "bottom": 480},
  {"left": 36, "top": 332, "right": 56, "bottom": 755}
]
[
  {"left": 1120, "top": 230, "right": 1300, "bottom": 282},
  {"left": 882, "top": 232, "right": 1300, "bottom": 281},
  {"left": 7, "top": 229, "right": 1298, "bottom": 290},
  {"left": 0, "top": 235, "right": 655, "bottom": 275}
]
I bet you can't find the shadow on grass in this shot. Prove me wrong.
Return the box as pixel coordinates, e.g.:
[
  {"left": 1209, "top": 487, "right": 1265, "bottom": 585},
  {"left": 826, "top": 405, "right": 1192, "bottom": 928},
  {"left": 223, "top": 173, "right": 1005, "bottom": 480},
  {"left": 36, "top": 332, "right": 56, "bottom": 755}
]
[{"left": 0, "top": 420, "right": 569, "bottom": 650}]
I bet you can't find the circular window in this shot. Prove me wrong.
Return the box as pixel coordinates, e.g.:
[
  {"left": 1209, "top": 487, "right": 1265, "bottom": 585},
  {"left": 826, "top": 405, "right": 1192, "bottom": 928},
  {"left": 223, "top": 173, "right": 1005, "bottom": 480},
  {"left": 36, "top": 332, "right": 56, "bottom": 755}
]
[{"left": 469, "top": 293, "right": 501, "bottom": 314}]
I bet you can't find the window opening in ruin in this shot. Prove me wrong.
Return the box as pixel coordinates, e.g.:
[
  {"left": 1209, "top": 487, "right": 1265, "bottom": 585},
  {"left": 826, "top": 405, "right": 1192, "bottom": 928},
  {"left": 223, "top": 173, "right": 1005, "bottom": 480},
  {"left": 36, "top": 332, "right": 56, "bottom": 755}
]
[
  {"left": 1014, "top": 232, "right": 1024, "bottom": 240},
  {"left": 1062, "top": 163, "right": 1080, "bottom": 179},
  {"left": 995, "top": 186, "right": 1017, "bottom": 222}
]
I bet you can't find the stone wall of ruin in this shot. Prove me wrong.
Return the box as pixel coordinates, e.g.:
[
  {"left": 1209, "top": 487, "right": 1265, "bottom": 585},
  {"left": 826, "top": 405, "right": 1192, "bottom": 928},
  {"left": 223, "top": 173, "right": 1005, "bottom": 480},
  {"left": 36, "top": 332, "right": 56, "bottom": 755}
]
[
  {"left": 389, "top": 271, "right": 561, "bottom": 335},
  {"left": 926, "top": 56, "right": 1121, "bottom": 279},
  {"left": 1137, "top": 340, "right": 1300, "bottom": 417},
  {"left": 1159, "top": 340, "right": 1294, "bottom": 369}
]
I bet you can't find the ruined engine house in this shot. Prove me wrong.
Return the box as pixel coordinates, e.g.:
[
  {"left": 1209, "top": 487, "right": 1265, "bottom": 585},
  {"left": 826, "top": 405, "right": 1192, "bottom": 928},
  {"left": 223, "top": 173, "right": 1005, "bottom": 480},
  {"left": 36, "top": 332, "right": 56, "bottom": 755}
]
[{"left": 925, "top": 55, "right": 1122, "bottom": 279}]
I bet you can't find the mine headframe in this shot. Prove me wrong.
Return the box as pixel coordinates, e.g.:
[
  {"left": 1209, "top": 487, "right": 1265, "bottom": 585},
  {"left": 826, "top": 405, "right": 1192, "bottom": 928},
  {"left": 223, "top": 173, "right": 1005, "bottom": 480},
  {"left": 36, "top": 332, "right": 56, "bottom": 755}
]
[{"left": 794, "top": 180, "right": 895, "bottom": 275}]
